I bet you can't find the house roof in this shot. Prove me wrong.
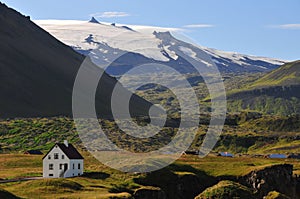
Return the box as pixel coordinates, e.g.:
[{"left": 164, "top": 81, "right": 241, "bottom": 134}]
[
  {"left": 42, "top": 143, "right": 84, "bottom": 160},
  {"left": 24, "top": 150, "right": 43, "bottom": 155}
]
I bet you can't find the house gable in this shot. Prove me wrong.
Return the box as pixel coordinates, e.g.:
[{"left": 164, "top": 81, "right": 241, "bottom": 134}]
[
  {"left": 43, "top": 144, "right": 69, "bottom": 161},
  {"left": 56, "top": 143, "right": 84, "bottom": 160},
  {"left": 42, "top": 143, "right": 83, "bottom": 160}
]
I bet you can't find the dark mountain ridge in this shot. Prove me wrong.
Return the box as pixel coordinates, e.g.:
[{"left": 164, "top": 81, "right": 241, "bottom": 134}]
[{"left": 0, "top": 2, "right": 151, "bottom": 118}]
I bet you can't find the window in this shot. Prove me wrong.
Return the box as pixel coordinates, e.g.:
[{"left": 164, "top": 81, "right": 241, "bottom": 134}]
[
  {"left": 49, "top": 174, "right": 53, "bottom": 177},
  {"left": 48, "top": 155, "right": 51, "bottom": 160},
  {"left": 49, "top": 164, "right": 54, "bottom": 170},
  {"left": 73, "top": 163, "right": 75, "bottom": 169},
  {"left": 62, "top": 155, "right": 65, "bottom": 159},
  {"left": 78, "top": 163, "right": 81, "bottom": 170},
  {"left": 59, "top": 164, "right": 63, "bottom": 170},
  {"left": 54, "top": 153, "right": 59, "bottom": 159}
]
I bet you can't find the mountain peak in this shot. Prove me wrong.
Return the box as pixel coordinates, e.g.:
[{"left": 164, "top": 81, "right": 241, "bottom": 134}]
[
  {"left": 153, "top": 31, "right": 174, "bottom": 41},
  {"left": 89, "top": 17, "right": 100, "bottom": 24}
]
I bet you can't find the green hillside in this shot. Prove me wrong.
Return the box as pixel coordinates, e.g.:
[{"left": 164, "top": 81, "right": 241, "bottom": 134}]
[
  {"left": 195, "top": 180, "right": 254, "bottom": 199},
  {"left": 249, "top": 60, "right": 300, "bottom": 88},
  {"left": 1, "top": 115, "right": 300, "bottom": 154},
  {"left": 227, "top": 61, "right": 300, "bottom": 115}
]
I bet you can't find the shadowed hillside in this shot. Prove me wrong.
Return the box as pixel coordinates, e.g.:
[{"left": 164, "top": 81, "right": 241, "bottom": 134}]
[{"left": 0, "top": 2, "right": 152, "bottom": 118}]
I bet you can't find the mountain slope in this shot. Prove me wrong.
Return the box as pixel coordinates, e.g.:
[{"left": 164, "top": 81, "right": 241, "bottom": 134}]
[
  {"left": 227, "top": 61, "right": 300, "bottom": 115},
  {"left": 0, "top": 2, "right": 152, "bottom": 118},
  {"left": 35, "top": 20, "right": 286, "bottom": 74},
  {"left": 249, "top": 60, "right": 300, "bottom": 88}
]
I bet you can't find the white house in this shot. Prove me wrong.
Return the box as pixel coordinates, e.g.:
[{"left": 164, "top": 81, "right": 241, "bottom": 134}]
[{"left": 43, "top": 140, "right": 84, "bottom": 178}]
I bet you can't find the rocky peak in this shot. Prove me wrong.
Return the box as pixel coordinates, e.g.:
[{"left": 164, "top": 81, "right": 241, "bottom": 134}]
[{"left": 89, "top": 17, "right": 100, "bottom": 24}]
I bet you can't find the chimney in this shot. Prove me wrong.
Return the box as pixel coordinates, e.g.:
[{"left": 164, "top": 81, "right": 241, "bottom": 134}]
[{"left": 64, "top": 140, "right": 69, "bottom": 147}]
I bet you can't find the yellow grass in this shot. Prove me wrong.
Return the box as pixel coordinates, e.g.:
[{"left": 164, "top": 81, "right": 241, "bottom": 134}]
[{"left": 1, "top": 153, "right": 300, "bottom": 198}]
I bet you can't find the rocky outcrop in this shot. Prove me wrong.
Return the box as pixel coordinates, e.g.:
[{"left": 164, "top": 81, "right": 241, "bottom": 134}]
[
  {"left": 176, "top": 173, "right": 203, "bottom": 199},
  {"left": 133, "top": 186, "right": 166, "bottom": 199},
  {"left": 240, "top": 164, "right": 297, "bottom": 198},
  {"left": 134, "top": 169, "right": 215, "bottom": 199},
  {"left": 89, "top": 17, "right": 100, "bottom": 24},
  {"left": 135, "top": 164, "right": 299, "bottom": 199}
]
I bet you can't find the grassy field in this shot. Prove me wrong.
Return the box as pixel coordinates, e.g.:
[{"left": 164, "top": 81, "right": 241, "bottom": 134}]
[
  {"left": 0, "top": 152, "right": 140, "bottom": 198},
  {"left": 1, "top": 116, "right": 300, "bottom": 198},
  {"left": 177, "top": 155, "right": 300, "bottom": 177},
  {"left": 1, "top": 152, "right": 300, "bottom": 198}
]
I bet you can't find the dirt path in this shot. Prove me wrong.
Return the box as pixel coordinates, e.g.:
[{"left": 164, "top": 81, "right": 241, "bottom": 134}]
[{"left": 0, "top": 177, "right": 43, "bottom": 183}]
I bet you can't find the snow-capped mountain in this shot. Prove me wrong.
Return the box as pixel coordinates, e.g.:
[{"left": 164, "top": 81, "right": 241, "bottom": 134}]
[{"left": 35, "top": 19, "right": 286, "bottom": 75}]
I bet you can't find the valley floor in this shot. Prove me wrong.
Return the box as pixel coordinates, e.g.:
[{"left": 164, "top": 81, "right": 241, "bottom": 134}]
[{"left": 1, "top": 153, "right": 300, "bottom": 198}]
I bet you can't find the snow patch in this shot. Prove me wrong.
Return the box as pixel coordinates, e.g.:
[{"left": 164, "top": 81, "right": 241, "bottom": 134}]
[
  {"left": 179, "top": 46, "right": 213, "bottom": 67},
  {"left": 35, "top": 20, "right": 170, "bottom": 62},
  {"left": 163, "top": 45, "right": 178, "bottom": 60},
  {"left": 34, "top": 19, "right": 286, "bottom": 72}
]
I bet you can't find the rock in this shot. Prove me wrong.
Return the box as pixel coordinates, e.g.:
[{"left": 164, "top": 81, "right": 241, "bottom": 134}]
[
  {"left": 240, "top": 164, "right": 297, "bottom": 198},
  {"left": 134, "top": 169, "right": 215, "bottom": 199},
  {"left": 89, "top": 17, "right": 100, "bottom": 24},
  {"left": 133, "top": 186, "right": 166, "bottom": 199},
  {"left": 176, "top": 172, "right": 203, "bottom": 199}
]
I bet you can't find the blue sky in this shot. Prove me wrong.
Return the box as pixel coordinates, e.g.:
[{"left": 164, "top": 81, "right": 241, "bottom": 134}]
[{"left": 3, "top": 0, "right": 300, "bottom": 60}]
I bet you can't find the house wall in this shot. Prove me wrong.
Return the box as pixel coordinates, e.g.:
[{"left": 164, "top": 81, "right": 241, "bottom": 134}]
[
  {"left": 64, "top": 159, "right": 84, "bottom": 178},
  {"left": 43, "top": 145, "right": 69, "bottom": 178},
  {"left": 43, "top": 145, "right": 84, "bottom": 178}
]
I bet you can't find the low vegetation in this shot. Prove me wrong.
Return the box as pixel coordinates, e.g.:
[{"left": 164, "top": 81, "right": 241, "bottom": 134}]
[
  {"left": 264, "top": 191, "right": 290, "bottom": 199},
  {"left": 1, "top": 154, "right": 300, "bottom": 198},
  {"left": 195, "top": 180, "right": 254, "bottom": 199},
  {"left": 1, "top": 114, "right": 300, "bottom": 155}
]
